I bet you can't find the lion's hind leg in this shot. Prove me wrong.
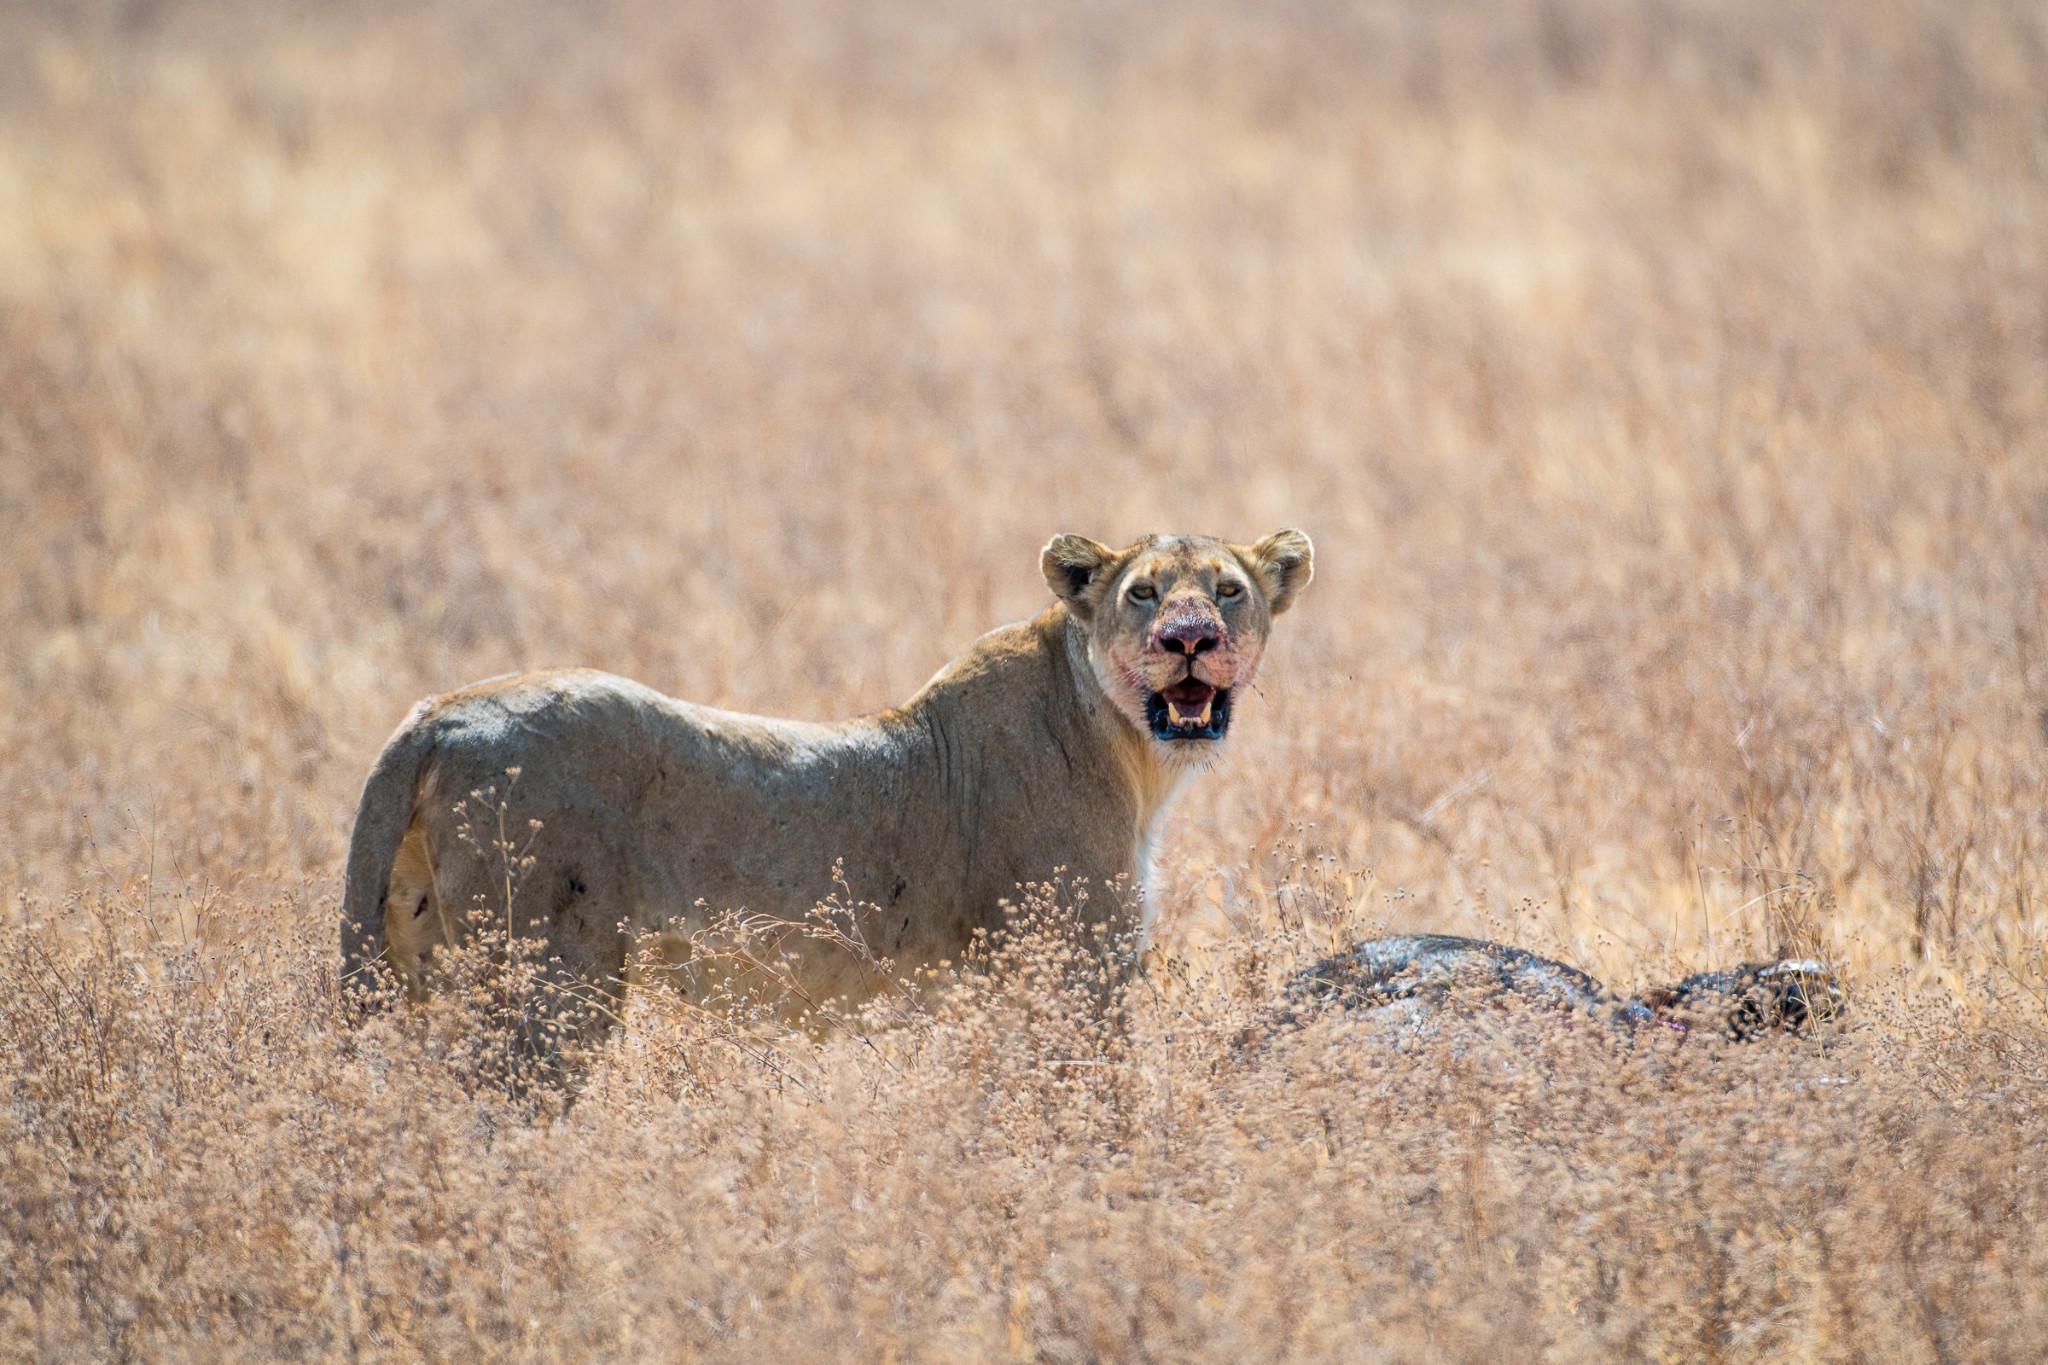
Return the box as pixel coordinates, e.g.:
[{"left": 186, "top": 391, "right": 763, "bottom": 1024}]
[
  {"left": 521, "top": 845, "right": 634, "bottom": 1069},
  {"left": 380, "top": 821, "right": 447, "bottom": 1003},
  {"left": 419, "top": 818, "right": 633, "bottom": 1090}
]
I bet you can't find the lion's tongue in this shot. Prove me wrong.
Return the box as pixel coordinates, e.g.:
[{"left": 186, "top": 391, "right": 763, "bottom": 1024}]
[{"left": 1163, "top": 680, "right": 1216, "bottom": 727}]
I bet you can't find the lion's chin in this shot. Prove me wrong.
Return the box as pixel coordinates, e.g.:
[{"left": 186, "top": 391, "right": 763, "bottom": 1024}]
[{"left": 1144, "top": 681, "right": 1230, "bottom": 742}]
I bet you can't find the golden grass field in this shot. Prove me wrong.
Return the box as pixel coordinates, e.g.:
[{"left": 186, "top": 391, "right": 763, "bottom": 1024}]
[{"left": 4, "top": 0, "right": 2047, "bottom": 1357}]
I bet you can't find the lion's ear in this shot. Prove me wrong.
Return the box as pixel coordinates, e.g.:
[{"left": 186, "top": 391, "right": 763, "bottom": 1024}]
[
  {"left": 1240, "top": 529, "right": 1314, "bottom": 615},
  {"left": 1041, "top": 534, "right": 1119, "bottom": 620}
]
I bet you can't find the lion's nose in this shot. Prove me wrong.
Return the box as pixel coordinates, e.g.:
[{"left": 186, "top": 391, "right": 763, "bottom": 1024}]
[{"left": 1159, "top": 618, "right": 1222, "bottom": 656}]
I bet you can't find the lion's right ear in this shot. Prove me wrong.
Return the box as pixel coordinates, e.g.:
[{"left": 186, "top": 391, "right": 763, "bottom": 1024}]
[{"left": 1041, "top": 534, "right": 1119, "bottom": 620}]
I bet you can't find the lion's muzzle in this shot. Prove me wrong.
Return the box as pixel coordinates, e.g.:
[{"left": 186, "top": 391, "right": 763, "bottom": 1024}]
[
  {"left": 1146, "top": 679, "right": 1232, "bottom": 740},
  {"left": 1139, "top": 605, "right": 1239, "bottom": 741}
]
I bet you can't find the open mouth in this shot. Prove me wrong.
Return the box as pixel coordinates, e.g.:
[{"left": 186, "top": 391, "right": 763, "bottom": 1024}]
[{"left": 1145, "top": 680, "right": 1231, "bottom": 741}]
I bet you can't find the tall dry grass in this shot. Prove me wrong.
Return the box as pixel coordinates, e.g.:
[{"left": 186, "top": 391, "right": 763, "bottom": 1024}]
[{"left": 2, "top": 0, "right": 2046, "bottom": 1358}]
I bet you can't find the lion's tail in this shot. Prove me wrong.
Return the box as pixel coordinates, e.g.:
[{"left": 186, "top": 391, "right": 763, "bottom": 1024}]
[{"left": 339, "top": 700, "right": 437, "bottom": 1018}]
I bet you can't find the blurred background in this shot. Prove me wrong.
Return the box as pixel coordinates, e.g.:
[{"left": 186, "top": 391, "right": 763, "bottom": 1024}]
[{"left": 3, "top": 0, "right": 2044, "bottom": 983}]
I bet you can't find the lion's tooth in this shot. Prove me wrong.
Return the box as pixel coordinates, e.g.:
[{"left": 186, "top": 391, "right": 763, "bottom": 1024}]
[
  {"left": 1167, "top": 702, "right": 1187, "bottom": 724},
  {"left": 1198, "top": 699, "right": 1212, "bottom": 727}
]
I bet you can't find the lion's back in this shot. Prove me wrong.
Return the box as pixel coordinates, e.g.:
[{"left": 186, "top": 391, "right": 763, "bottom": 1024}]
[{"left": 404, "top": 668, "right": 855, "bottom": 882}]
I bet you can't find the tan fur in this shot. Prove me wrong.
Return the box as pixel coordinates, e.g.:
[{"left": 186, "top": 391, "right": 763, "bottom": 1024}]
[{"left": 339, "top": 531, "right": 1311, "bottom": 1046}]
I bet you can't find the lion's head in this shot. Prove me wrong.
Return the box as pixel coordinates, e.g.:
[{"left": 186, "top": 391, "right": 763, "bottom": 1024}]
[{"left": 1040, "top": 530, "right": 1313, "bottom": 758}]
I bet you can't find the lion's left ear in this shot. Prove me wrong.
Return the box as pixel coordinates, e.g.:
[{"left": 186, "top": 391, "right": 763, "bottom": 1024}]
[{"left": 1238, "top": 529, "right": 1314, "bottom": 615}]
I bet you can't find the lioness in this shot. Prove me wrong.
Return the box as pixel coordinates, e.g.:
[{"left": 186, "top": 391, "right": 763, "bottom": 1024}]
[{"left": 341, "top": 530, "right": 1312, "bottom": 1053}]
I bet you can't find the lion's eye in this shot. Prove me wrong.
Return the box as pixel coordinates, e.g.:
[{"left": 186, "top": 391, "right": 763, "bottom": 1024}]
[
  {"left": 1217, "top": 580, "right": 1242, "bottom": 599},
  {"left": 1129, "top": 583, "right": 1156, "bottom": 601}
]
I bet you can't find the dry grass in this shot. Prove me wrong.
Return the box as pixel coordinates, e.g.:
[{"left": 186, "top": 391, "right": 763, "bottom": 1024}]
[{"left": 4, "top": 0, "right": 2047, "bottom": 1358}]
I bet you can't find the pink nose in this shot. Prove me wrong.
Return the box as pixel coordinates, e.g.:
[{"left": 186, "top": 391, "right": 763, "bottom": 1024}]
[{"left": 1156, "top": 615, "right": 1223, "bottom": 656}]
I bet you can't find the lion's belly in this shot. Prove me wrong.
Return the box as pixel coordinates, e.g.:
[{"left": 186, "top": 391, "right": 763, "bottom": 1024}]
[{"left": 623, "top": 744, "right": 1005, "bottom": 1001}]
